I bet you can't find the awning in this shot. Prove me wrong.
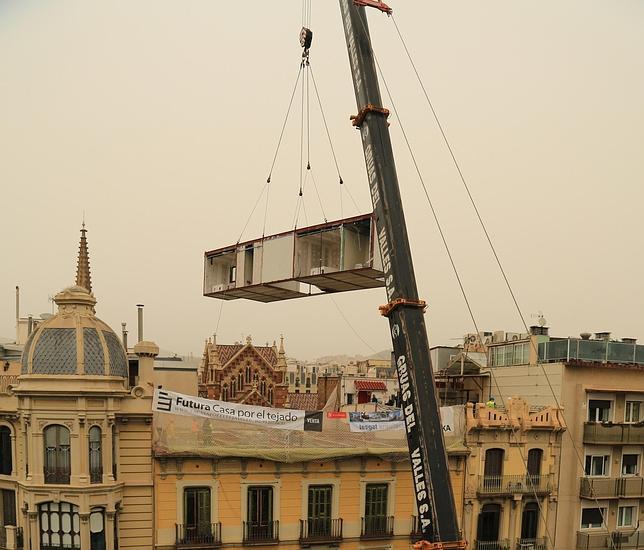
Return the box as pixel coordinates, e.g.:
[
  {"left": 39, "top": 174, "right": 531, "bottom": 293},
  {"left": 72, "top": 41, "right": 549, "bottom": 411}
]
[{"left": 354, "top": 380, "right": 388, "bottom": 391}]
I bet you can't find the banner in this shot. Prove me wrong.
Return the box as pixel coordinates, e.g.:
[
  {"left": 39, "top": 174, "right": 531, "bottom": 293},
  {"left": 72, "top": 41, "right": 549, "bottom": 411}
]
[
  {"left": 349, "top": 409, "right": 404, "bottom": 432},
  {"left": 349, "top": 406, "right": 463, "bottom": 434},
  {"left": 153, "top": 389, "right": 323, "bottom": 432}
]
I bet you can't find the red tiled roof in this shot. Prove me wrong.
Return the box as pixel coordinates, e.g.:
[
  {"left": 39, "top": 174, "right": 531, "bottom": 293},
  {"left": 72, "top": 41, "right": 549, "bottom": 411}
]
[
  {"left": 287, "top": 392, "right": 319, "bottom": 411},
  {"left": 215, "top": 344, "right": 277, "bottom": 367},
  {"left": 354, "top": 380, "right": 387, "bottom": 391}
]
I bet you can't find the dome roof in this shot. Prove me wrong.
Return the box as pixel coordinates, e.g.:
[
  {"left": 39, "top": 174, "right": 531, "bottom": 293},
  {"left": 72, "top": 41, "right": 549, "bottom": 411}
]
[
  {"left": 20, "top": 226, "right": 127, "bottom": 378},
  {"left": 21, "top": 285, "right": 128, "bottom": 377}
]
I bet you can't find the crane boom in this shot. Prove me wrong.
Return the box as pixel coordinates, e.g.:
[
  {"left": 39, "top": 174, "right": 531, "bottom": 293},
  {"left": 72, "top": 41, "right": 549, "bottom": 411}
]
[{"left": 338, "top": 1, "right": 464, "bottom": 546}]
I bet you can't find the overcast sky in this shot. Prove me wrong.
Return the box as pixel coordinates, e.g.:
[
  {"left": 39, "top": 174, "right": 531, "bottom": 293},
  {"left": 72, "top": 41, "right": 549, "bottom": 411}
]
[{"left": 1, "top": 1, "right": 643, "bottom": 360}]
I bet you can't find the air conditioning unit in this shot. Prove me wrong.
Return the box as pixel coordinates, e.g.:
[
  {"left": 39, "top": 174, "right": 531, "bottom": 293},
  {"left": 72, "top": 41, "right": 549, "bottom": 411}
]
[
  {"left": 506, "top": 332, "right": 521, "bottom": 341},
  {"left": 492, "top": 331, "right": 505, "bottom": 343}
]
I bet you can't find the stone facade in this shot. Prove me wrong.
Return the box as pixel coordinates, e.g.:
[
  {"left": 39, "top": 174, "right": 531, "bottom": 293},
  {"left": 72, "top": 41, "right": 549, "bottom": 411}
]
[{"left": 198, "top": 336, "right": 289, "bottom": 408}]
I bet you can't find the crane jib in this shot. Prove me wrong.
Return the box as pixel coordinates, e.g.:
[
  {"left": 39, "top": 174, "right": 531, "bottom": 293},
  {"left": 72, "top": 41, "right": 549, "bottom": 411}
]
[{"left": 339, "top": 0, "right": 463, "bottom": 545}]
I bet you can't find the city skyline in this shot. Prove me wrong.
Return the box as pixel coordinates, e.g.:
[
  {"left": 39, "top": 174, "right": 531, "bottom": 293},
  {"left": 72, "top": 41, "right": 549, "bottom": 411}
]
[{"left": 1, "top": 1, "right": 643, "bottom": 359}]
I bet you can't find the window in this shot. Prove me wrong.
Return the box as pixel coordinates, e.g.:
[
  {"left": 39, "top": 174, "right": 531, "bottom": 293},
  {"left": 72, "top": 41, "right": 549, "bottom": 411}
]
[
  {"left": 89, "top": 507, "right": 106, "bottom": 550},
  {"left": 231, "top": 378, "right": 236, "bottom": 396},
  {"left": 520, "top": 502, "right": 538, "bottom": 540},
  {"left": 617, "top": 505, "right": 636, "bottom": 528},
  {"left": 0, "top": 426, "right": 11, "bottom": 475},
  {"left": 89, "top": 426, "right": 102, "bottom": 484},
  {"left": 221, "top": 386, "right": 228, "bottom": 401},
  {"left": 2, "top": 489, "right": 16, "bottom": 526},
  {"left": 44, "top": 425, "right": 71, "bottom": 484},
  {"left": 363, "top": 483, "right": 389, "bottom": 536},
  {"left": 622, "top": 453, "right": 639, "bottom": 476},
  {"left": 39, "top": 502, "right": 80, "bottom": 549},
  {"left": 307, "top": 485, "right": 332, "bottom": 537},
  {"left": 268, "top": 387, "right": 273, "bottom": 405},
  {"left": 527, "top": 449, "right": 543, "bottom": 487},
  {"left": 238, "top": 372, "right": 244, "bottom": 389},
  {"left": 484, "top": 448, "right": 504, "bottom": 490},
  {"left": 625, "top": 401, "right": 641, "bottom": 423},
  {"left": 260, "top": 380, "right": 266, "bottom": 396},
  {"left": 588, "top": 399, "right": 611, "bottom": 422},
  {"left": 346, "top": 393, "right": 354, "bottom": 405},
  {"left": 585, "top": 454, "right": 610, "bottom": 477},
  {"left": 477, "top": 503, "right": 501, "bottom": 542},
  {"left": 111, "top": 428, "right": 117, "bottom": 481},
  {"left": 248, "top": 366, "right": 254, "bottom": 384},
  {"left": 182, "top": 487, "right": 212, "bottom": 543},
  {"left": 246, "top": 486, "right": 274, "bottom": 541},
  {"left": 581, "top": 507, "right": 606, "bottom": 529}
]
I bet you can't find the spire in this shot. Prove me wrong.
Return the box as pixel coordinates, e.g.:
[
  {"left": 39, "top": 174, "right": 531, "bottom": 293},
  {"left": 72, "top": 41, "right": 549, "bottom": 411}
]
[{"left": 75, "top": 222, "right": 92, "bottom": 293}]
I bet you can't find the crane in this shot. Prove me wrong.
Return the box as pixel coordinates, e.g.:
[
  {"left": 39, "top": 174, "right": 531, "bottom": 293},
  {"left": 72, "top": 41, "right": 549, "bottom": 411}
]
[{"left": 337, "top": 1, "right": 466, "bottom": 547}]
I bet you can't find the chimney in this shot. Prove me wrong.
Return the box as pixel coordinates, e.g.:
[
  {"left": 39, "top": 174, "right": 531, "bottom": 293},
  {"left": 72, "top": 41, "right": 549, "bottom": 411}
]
[
  {"left": 15, "top": 286, "right": 19, "bottom": 341},
  {"left": 529, "top": 325, "right": 549, "bottom": 336},
  {"left": 595, "top": 332, "right": 611, "bottom": 341},
  {"left": 122, "top": 323, "right": 128, "bottom": 350},
  {"left": 580, "top": 332, "right": 592, "bottom": 340},
  {"left": 27, "top": 315, "right": 34, "bottom": 336},
  {"left": 622, "top": 337, "right": 637, "bottom": 345},
  {"left": 137, "top": 304, "right": 144, "bottom": 343}
]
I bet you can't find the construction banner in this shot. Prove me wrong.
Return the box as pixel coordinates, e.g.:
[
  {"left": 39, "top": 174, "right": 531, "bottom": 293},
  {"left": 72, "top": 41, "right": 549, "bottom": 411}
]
[
  {"left": 349, "top": 405, "right": 463, "bottom": 434},
  {"left": 153, "top": 389, "right": 323, "bottom": 432}
]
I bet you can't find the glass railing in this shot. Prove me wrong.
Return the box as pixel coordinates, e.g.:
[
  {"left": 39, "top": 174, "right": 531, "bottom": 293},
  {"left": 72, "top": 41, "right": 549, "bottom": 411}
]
[{"left": 539, "top": 339, "right": 644, "bottom": 365}]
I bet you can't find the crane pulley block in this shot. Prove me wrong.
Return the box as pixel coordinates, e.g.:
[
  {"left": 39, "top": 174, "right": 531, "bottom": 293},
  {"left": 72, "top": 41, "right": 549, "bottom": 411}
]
[{"left": 379, "top": 298, "right": 427, "bottom": 317}]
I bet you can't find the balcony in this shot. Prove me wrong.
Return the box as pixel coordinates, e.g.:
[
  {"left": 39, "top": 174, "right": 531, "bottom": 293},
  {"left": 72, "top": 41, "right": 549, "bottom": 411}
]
[
  {"left": 577, "top": 531, "right": 644, "bottom": 549},
  {"left": 477, "top": 475, "right": 553, "bottom": 497},
  {"left": 0, "top": 527, "right": 23, "bottom": 550},
  {"left": 516, "top": 538, "right": 547, "bottom": 550},
  {"left": 299, "top": 518, "right": 342, "bottom": 544},
  {"left": 583, "top": 422, "right": 644, "bottom": 445},
  {"left": 175, "top": 523, "right": 221, "bottom": 548},
  {"left": 475, "top": 541, "right": 511, "bottom": 550},
  {"left": 360, "top": 515, "right": 394, "bottom": 539},
  {"left": 242, "top": 521, "right": 279, "bottom": 545},
  {"left": 539, "top": 338, "right": 644, "bottom": 366},
  {"left": 580, "top": 476, "right": 644, "bottom": 498}
]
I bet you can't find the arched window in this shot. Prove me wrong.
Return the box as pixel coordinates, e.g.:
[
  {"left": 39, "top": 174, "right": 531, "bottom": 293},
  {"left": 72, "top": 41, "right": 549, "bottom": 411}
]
[
  {"left": 89, "top": 426, "right": 103, "bottom": 484},
  {"left": 268, "top": 387, "right": 273, "bottom": 405},
  {"left": 231, "top": 378, "right": 237, "bottom": 396},
  {"left": 520, "top": 502, "right": 539, "bottom": 540},
  {"left": 0, "top": 426, "right": 12, "bottom": 475},
  {"left": 90, "top": 507, "right": 106, "bottom": 550},
  {"left": 483, "top": 448, "right": 504, "bottom": 491},
  {"left": 39, "top": 502, "right": 80, "bottom": 549},
  {"left": 527, "top": 448, "right": 543, "bottom": 487},
  {"left": 38, "top": 502, "right": 80, "bottom": 550},
  {"left": 222, "top": 385, "right": 228, "bottom": 401},
  {"left": 44, "top": 425, "right": 71, "bottom": 484},
  {"left": 245, "top": 365, "right": 252, "bottom": 384},
  {"left": 476, "top": 503, "right": 501, "bottom": 543},
  {"left": 260, "top": 380, "right": 266, "bottom": 396},
  {"left": 239, "top": 371, "right": 244, "bottom": 389}
]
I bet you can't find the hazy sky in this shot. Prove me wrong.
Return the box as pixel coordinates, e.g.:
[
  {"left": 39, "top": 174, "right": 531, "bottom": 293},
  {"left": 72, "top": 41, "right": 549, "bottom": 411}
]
[{"left": 1, "top": 1, "right": 643, "bottom": 360}]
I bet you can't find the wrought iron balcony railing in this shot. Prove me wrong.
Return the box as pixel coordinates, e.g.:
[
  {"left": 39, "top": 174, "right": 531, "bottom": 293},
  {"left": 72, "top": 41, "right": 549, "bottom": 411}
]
[
  {"left": 360, "top": 515, "right": 394, "bottom": 539},
  {"left": 175, "top": 523, "right": 221, "bottom": 547},
  {"left": 478, "top": 474, "right": 552, "bottom": 496},
  {"left": 242, "top": 521, "right": 279, "bottom": 545},
  {"left": 516, "top": 537, "right": 548, "bottom": 550},
  {"left": 475, "top": 540, "right": 511, "bottom": 550},
  {"left": 299, "top": 518, "right": 342, "bottom": 542}
]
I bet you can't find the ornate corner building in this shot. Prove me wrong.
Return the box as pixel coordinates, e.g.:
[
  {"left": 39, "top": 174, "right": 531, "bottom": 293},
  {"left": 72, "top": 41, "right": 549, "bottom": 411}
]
[{"left": 0, "top": 228, "right": 156, "bottom": 550}]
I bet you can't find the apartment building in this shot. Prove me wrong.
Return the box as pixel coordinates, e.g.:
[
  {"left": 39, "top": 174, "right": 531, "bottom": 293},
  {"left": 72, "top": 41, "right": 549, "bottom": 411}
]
[{"left": 482, "top": 329, "right": 644, "bottom": 549}]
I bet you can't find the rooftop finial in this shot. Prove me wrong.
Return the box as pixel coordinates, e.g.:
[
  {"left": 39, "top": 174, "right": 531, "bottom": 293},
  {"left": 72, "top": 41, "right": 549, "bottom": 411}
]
[{"left": 76, "top": 223, "right": 92, "bottom": 293}]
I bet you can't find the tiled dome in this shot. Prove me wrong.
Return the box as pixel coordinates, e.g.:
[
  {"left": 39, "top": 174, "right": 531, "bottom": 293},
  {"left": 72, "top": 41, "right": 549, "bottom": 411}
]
[{"left": 21, "top": 285, "right": 127, "bottom": 377}]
